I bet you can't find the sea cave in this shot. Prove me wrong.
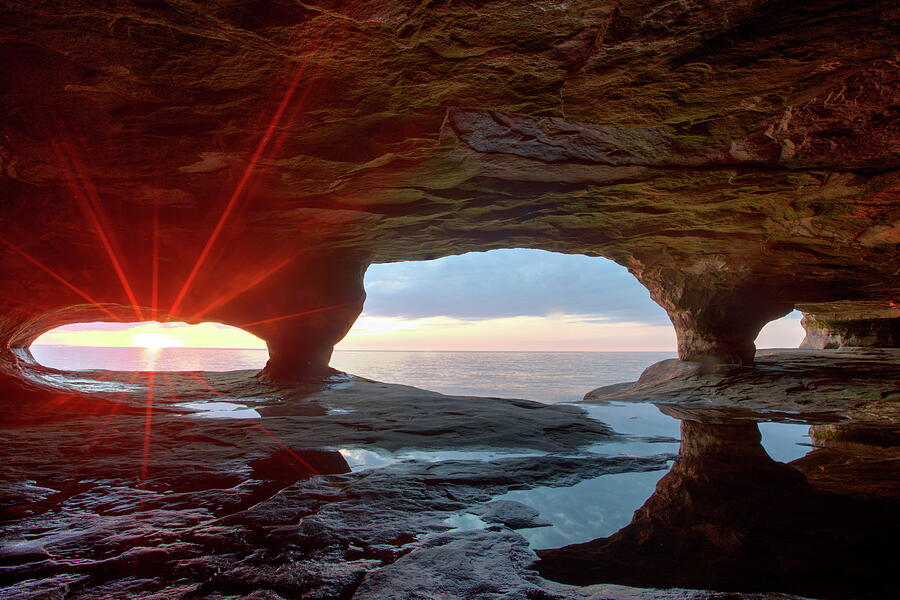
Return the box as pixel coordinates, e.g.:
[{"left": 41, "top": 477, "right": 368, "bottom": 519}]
[{"left": 0, "top": 1, "right": 898, "bottom": 599}]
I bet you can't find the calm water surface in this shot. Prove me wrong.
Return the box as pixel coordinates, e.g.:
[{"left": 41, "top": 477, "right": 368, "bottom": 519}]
[
  {"left": 29, "top": 344, "right": 816, "bottom": 553},
  {"left": 31, "top": 345, "right": 268, "bottom": 373},
  {"left": 31, "top": 346, "right": 674, "bottom": 404}
]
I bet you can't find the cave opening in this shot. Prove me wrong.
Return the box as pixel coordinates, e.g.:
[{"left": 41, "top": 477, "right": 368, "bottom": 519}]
[
  {"left": 337, "top": 248, "right": 678, "bottom": 402},
  {"left": 22, "top": 248, "right": 807, "bottom": 393},
  {"left": 29, "top": 321, "right": 268, "bottom": 372},
  {"left": 330, "top": 248, "right": 806, "bottom": 402}
]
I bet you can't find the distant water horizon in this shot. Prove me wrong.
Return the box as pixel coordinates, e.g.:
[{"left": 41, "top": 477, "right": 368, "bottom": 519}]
[{"left": 29, "top": 345, "right": 676, "bottom": 403}]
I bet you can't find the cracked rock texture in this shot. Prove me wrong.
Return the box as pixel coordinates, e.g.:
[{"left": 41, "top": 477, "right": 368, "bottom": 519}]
[
  {"left": 0, "top": 0, "right": 898, "bottom": 376},
  {"left": 0, "top": 369, "right": 677, "bottom": 600}
]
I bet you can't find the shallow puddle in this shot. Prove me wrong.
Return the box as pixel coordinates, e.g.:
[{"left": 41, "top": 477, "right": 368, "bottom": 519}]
[
  {"left": 176, "top": 401, "right": 261, "bottom": 419},
  {"left": 441, "top": 512, "right": 492, "bottom": 532},
  {"left": 338, "top": 447, "right": 549, "bottom": 471},
  {"left": 496, "top": 467, "right": 672, "bottom": 549}
]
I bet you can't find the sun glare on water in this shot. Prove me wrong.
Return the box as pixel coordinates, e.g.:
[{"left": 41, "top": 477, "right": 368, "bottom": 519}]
[{"left": 132, "top": 332, "right": 182, "bottom": 349}]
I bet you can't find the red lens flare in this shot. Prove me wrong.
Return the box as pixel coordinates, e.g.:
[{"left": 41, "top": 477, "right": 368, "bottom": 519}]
[
  {"left": 0, "top": 238, "right": 121, "bottom": 322},
  {"left": 185, "top": 371, "right": 320, "bottom": 475},
  {"left": 238, "top": 300, "right": 359, "bottom": 328},
  {"left": 151, "top": 203, "right": 160, "bottom": 321},
  {"left": 189, "top": 254, "right": 297, "bottom": 320},
  {"left": 169, "top": 50, "right": 320, "bottom": 317},
  {"left": 73, "top": 371, "right": 142, "bottom": 477},
  {"left": 49, "top": 139, "right": 144, "bottom": 321},
  {"left": 140, "top": 371, "right": 155, "bottom": 485}
]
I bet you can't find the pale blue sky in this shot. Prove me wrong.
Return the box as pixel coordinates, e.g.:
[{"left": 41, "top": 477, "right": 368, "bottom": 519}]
[{"left": 364, "top": 249, "right": 670, "bottom": 324}]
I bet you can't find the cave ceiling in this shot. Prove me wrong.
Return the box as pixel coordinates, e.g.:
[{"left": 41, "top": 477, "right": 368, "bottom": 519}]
[{"left": 0, "top": 0, "right": 898, "bottom": 361}]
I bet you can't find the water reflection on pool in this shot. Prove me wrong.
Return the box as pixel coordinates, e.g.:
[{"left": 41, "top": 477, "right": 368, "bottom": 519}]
[
  {"left": 337, "top": 447, "right": 550, "bottom": 471},
  {"left": 495, "top": 465, "right": 673, "bottom": 549},
  {"left": 176, "top": 401, "right": 261, "bottom": 419},
  {"left": 491, "top": 402, "right": 815, "bottom": 550}
]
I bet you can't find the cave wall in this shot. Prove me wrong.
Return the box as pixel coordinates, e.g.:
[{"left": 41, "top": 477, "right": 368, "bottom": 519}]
[
  {"left": 798, "top": 301, "right": 900, "bottom": 349},
  {"left": 0, "top": 0, "right": 898, "bottom": 378}
]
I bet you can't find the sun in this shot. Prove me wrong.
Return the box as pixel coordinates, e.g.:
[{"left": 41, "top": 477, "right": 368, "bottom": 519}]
[{"left": 132, "top": 332, "right": 182, "bottom": 349}]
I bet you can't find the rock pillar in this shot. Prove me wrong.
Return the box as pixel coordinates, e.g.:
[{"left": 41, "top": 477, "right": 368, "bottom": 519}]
[
  {"left": 633, "top": 261, "right": 793, "bottom": 365},
  {"left": 208, "top": 253, "right": 369, "bottom": 381}
]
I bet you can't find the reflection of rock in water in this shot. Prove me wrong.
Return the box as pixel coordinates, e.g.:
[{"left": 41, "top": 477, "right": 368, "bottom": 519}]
[{"left": 537, "top": 418, "right": 900, "bottom": 600}]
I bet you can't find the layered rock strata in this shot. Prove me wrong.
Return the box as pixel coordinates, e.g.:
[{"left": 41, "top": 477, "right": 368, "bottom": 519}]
[
  {"left": 0, "top": 1, "right": 897, "bottom": 376},
  {"left": 584, "top": 348, "right": 900, "bottom": 423},
  {"left": 799, "top": 301, "right": 900, "bottom": 349}
]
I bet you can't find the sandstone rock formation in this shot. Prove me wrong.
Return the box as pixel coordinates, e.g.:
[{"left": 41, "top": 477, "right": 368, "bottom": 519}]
[
  {"left": 0, "top": 368, "right": 674, "bottom": 599},
  {"left": 583, "top": 348, "right": 900, "bottom": 424},
  {"left": 0, "top": 0, "right": 898, "bottom": 378}
]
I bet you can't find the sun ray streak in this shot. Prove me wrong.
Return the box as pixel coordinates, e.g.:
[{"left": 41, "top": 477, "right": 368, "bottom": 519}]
[
  {"left": 160, "top": 372, "right": 176, "bottom": 401},
  {"left": 169, "top": 54, "right": 317, "bottom": 316},
  {"left": 238, "top": 300, "right": 358, "bottom": 328},
  {"left": 190, "top": 255, "right": 296, "bottom": 320},
  {"left": 185, "top": 371, "right": 320, "bottom": 475},
  {"left": 49, "top": 139, "right": 144, "bottom": 321},
  {"left": 140, "top": 371, "right": 155, "bottom": 485},
  {"left": 240, "top": 66, "right": 321, "bottom": 203},
  {"left": 151, "top": 204, "right": 160, "bottom": 321},
  {"left": 0, "top": 238, "right": 121, "bottom": 321},
  {"left": 76, "top": 371, "right": 141, "bottom": 475}
]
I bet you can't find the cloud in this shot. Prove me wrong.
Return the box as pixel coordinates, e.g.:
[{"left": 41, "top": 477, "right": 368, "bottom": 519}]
[
  {"left": 336, "top": 314, "right": 677, "bottom": 352},
  {"left": 363, "top": 249, "right": 671, "bottom": 325}
]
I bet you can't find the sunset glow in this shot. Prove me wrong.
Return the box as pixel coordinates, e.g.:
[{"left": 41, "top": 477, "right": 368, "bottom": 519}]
[
  {"left": 33, "top": 321, "right": 266, "bottom": 349},
  {"left": 28, "top": 313, "right": 804, "bottom": 352},
  {"left": 132, "top": 332, "right": 182, "bottom": 349}
]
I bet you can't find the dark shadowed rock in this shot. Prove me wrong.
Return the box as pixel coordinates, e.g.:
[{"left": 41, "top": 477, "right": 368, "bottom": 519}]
[
  {"left": 250, "top": 448, "right": 351, "bottom": 481},
  {"left": 537, "top": 419, "right": 900, "bottom": 599}
]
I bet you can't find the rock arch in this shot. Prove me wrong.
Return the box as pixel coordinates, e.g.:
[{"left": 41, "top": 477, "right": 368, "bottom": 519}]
[{"left": 0, "top": 0, "right": 897, "bottom": 382}]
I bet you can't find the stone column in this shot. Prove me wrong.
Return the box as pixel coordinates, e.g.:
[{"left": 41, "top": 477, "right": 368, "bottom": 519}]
[
  {"left": 633, "top": 260, "right": 793, "bottom": 365},
  {"left": 228, "top": 253, "right": 369, "bottom": 381}
]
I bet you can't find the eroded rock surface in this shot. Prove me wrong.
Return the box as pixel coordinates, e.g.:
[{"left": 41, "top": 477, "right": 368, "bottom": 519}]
[
  {"left": 799, "top": 301, "right": 900, "bottom": 349},
  {"left": 0, "top": 368, "right": 678, "bottom": 599},
  {"left": 584, "top": 348, "right": 900, "bottom": 423},
  {"left": 4, "top": 367, "right": 892, "bottom": 600},
  {"left": 0, "top": 1, "right": 898, "bottom": 373}
]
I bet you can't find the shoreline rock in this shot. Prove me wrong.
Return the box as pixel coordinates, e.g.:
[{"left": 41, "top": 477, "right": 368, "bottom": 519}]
[{"left": 583, "top": 348, "right": 900, "bottom": 424}]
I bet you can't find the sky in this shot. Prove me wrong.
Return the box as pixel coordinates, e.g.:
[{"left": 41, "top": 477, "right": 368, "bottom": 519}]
[{"left": 33, "top": 249, "right": 805, "bottom": 351}]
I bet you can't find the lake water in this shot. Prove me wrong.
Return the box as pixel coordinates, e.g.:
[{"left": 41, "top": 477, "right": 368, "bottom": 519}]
[
  {"left": 27, "top": 344, "right": 815, "bottom": 552},
  {"left": 30, "top": 346, "right": 675, "bottom": 403}
]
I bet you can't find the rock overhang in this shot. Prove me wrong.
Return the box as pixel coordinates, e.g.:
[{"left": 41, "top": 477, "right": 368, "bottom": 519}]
[{"left": 0, "top": 0, "right": 897, "bottom": 375}]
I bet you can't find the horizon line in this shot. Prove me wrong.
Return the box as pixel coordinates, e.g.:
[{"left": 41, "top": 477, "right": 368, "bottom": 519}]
[{"left": 30, "top": 343, "right": 677, "bottom": 353}]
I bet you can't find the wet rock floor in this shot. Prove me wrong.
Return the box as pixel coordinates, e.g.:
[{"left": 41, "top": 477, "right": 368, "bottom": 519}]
[{"left": 1, "top": 352, "right": 897, "bottom": 599}]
